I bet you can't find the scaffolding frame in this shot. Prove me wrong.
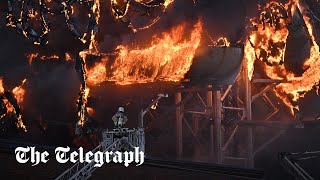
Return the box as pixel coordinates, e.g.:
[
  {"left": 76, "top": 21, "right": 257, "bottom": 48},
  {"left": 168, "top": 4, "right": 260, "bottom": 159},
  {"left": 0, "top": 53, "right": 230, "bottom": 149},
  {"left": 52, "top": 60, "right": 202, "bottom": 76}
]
[{"left": 175, "top": 59, "right": 294, "bottom": 168}]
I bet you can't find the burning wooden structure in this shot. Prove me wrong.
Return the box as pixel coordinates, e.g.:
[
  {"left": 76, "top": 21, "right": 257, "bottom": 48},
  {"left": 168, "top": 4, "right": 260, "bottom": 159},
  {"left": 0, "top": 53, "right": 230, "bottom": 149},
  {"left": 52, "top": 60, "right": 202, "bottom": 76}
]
[{"left": 0, "top": 0, "right": 320, "bottom": 179}]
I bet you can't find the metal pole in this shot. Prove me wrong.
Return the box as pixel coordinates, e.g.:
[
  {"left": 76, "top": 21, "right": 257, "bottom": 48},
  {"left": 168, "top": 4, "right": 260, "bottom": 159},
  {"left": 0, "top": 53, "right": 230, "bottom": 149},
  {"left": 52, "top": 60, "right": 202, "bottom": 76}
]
[
  {"left": 139, "top": 109, "right": 143, "bottom": 128},
  {"left": 244, "top": 60, "right": 254, "bottom": 168},
  {"left": 192, "top": 115, "right": 200, "bottom": 160},
  {"left": 214, "top": 89, "right": 222, "bottom": 164},
  {"left": 207, "top": 85, "right": 214, "bottom": 161},
  {"left": 175, "top": 92, "right": 183, "bottom": 159}
]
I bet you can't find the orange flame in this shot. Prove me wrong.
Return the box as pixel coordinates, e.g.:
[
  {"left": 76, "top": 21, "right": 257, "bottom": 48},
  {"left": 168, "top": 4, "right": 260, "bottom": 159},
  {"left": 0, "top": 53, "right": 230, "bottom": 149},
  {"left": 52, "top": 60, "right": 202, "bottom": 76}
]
[
  {"left": 40, "top": 55, "right": 60, "bottom": 60},
  {"left": 209, "top": 36, "right": 231, "bottom": 47},
  {"left": 12, "top": 79, "right": 27, "bottom": 105},
  {"left": 27, "top": 53, "right": 39, "bottom": 65},
  {"left": 87, "top": 59, "right": 107, "bottom": 85},
  {"left": 274, "top": 1, "right": 320, "bottom": 113},
  {"left": 65, "top": 53, "right": 73, "bottom": 61},
  {"left": 0, "top": 78, "right": 27, "bottom": 132},
  {"left": 0, "top": 78, "right": 4, "bottom": 94},
  {"left": 245, "top": 0, "right": 320, "bottom": 115},
  {"left": 89, "top": 0, "right": 101, "bottom": 52},
  {"left": 87, "top": 20, "right": 203, "bottom": 85}
]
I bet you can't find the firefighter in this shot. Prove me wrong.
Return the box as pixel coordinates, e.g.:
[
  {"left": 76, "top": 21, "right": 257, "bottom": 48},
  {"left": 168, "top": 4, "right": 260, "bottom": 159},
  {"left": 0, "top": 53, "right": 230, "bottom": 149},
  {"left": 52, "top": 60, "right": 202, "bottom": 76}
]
[{"left": 112, "top": 107, "right": 128, "bottom": 128}]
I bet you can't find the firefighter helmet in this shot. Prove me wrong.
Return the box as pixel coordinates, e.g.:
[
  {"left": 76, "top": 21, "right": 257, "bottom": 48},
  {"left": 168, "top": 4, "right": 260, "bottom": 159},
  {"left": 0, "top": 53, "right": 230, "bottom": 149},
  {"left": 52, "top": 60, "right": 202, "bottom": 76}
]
[{"left": 118, "top": 107, "right": 125, "bottom": 113}]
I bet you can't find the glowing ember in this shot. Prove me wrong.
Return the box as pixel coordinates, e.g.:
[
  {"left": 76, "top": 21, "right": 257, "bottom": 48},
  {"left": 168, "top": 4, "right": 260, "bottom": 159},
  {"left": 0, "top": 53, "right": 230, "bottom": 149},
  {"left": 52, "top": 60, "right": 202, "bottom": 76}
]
[
  {"left": 87, "top": 107, "right": 95, "bottom": 117},
  {"left": 27, "top": 53, "right": 39, "bottom": 65},
  {"left": 0, "top": 78, "right": 4, "bottom": 94},
  {"left": 163, "top": 0, "right": 174, "bottom": 8},
  {"left": 111, "top": 0, "right": 175, "bottom": 31},
  {"left": 89, "top": 0, "right": 101, "bottom": 52},
  {"left": 16, "top": 115, "right": 27, "bottom": 132},
  {"left": 151, "top": 101, "right": 158, "bottom": 110},
  {"left": 0, "top": 78, "right": 27, "bottom": 132},
  {"left": 40, "top": 55, "right": 60, "bottom": 60},
  {"left": 77, "top": 87, "right": 90, "bottom": 127},
  {"left": 87, "top": 20, "right": 203, "bottom": 85},
  {"left": 209, "top": 36, "right": 231, "bottom": 47},
  {"left": 65, "top": 53, "right": 73, "bottom": 61},
  {"left": 12, "top": 79, "right": 27, "bottom": 105}
]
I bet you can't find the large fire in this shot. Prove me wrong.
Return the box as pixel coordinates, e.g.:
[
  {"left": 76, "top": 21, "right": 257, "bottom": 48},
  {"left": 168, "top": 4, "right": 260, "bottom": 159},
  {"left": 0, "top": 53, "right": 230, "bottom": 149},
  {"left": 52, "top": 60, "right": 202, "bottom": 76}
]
[
  {"left": 0, "top": 78, "right": 27, "bottom": 132},
  {"left": 87, "top": 20, "right": 203, "bottom": 85},
  {"left": 5, "top": 0, "right": 320, "bottom": 137},
  {"left": 245, "top": 0, "right": 320, "bottom": 114}
]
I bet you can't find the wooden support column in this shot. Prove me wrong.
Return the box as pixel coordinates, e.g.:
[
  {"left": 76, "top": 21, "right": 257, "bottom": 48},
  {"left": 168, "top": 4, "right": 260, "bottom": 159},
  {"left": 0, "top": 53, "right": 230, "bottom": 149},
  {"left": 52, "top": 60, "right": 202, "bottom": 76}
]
[
  {"left": 214, "top": 90, "right": 222, "bottom": 164},
  {"left": 207, "top": 85, "right": 214, "bottom": 160},
  {"left": 192, "top": 115, "right": 200, "bottom": 160},
  {"left": 244, "top": 60, "right": 254, "bottom": 168},
  {"left": 175, "top": 92, "right": 183, "bottom": 159}
]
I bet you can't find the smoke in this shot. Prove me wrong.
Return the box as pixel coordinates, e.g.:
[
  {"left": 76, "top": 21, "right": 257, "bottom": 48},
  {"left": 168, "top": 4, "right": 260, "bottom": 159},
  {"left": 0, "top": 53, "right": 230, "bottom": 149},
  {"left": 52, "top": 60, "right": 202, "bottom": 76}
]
[{"left": 0, "top": 0, "right": 257, "bottom": 144}]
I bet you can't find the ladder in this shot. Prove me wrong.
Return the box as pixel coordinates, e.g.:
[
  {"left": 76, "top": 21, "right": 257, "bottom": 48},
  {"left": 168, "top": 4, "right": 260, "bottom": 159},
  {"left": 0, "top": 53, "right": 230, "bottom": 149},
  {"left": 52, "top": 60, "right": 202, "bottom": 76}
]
[{"left": 55, "top": 128, "right": 145, "bottom": 180}]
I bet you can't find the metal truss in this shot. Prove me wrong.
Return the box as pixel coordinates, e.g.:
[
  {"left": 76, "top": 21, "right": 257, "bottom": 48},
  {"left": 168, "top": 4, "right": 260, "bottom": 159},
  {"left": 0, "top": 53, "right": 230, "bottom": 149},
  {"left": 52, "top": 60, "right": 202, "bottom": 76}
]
[
  {"left": 174, "top": 59, "right": 297, "bottom": 168},
  {"left": 279, "top": 151, "right": 320, "bottom": 180}
]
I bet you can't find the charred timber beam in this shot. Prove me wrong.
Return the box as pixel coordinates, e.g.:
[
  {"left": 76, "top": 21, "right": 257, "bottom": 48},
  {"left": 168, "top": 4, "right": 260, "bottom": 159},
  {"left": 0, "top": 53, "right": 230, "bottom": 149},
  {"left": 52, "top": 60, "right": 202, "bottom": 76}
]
[
  {"left": 222, "top": 113, "right": 246, "bottom": 152},
  {"left": 177, "top": 86, "right": 214, "bottom": 93},
  {"left": 196, "top": 92, "right": 207, "bottom": 108},
  {"left": 184, "top": 110, "right": 207, "bottom": 115},
  {"left": 222, "top": 125, "right": 239, "bottom": 152},
  {"left": 278, "top": 152, "right": 316, "bottom": 180},
  {"left": 214, "top": 90, "right": 222, "bottom": 163},
  {"left": 252, "top": 84, "right": 277, "bottom": 102},
  {"left": 263, "top": 94, "right": 277, "bottom": 110},
  {"left": 220, "top": 85, "right": 233, "bottom": 102},
  {"left": 222, "top": 106, "right": 245, "bottom": 111},
  {"left": 238, "top": 121, "right": 295, "bottom": 128},
  {"left": 264, "top": 108, "right": 280, "bottom": 121},
  {"left": 207, "top": 85, "right": 214, "bottom": 161},
  {"left": 253, "top": 130, "right": 285, "bottom": 156},
  {"left": 175, "top": 92, "right": 183, "bottom": 159},
  {"left": 252, "top": 79, "right": 285, "bottom": 83},
  {"left": 183, "top": 117, "right": 202, "bottom": 147},
  {"left": 244, "top": 59, "right": 254, "bottom": 168},
  {"left": 239, "top": 120, "right": 320, "bottom": 129},
  {"left": 192, "top": 114, "right": 200, "bottom": 160}
]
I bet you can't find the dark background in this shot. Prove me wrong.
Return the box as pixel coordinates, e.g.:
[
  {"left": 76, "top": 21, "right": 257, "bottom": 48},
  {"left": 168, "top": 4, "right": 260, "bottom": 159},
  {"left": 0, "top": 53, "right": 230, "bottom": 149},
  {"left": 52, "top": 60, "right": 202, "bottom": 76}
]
[{"left": 0, "top": 0, "right": 319, "bottom": 179}]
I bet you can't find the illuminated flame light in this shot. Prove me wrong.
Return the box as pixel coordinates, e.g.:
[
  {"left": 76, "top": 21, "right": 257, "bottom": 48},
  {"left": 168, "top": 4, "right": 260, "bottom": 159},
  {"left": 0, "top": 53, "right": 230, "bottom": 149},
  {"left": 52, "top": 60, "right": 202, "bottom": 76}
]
[
  {"left": 77, "top": 87, "right": 90, "bottom": 127},
  {"left": 151, "top": 101, "right": 158, "bottom": 110},
  {"left": 0, "top": 78, "right": 4, "bottom": 94},
  {"left": 210, "top": 37, "right": 231, "bottom": 47},
  {"left": 245, "top": 0, "right": 320, "bottom": 115},
  {"left": 40, "top": 55, "right": 60, "bottom": 60},
  {"left": 87, "top": 20, "right": 203, "bottom": 85},
  {"left": 89, "top": 0, "right": 101, "bottom": 52},
  {"left": 0, "top": 78, "right": 27, "bottom": 132},
  {"left": 12, "top": 79, "right": 27, "bottom": 105},
  {"left": 87, "top": 107, "right": 95, "bottom": 117},
  {"left": 163, "top": 0, "right": 174, "bottom": 8},
  {"left": 87, "top": 59, "right": 107, "bottom": 85},
  {"left": 27, "top": 53, "right": 39, "bottom": 65},
  {"left": 27, "top": 53, "right": 75, "bottom": 63},
  {"left": 65, "top": 53, "right": 72, "bottom": 61}
]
